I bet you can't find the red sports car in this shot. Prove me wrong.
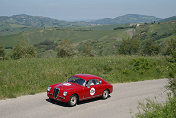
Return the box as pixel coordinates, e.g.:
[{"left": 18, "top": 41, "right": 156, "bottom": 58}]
[{"left": 47, "top": 74, "right": 113, "bottom": 106}]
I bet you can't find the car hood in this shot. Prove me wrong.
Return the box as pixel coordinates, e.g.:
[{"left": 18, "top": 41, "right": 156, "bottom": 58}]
[{"left": 53, "top": 82, "right": 81, "bottom": 91}]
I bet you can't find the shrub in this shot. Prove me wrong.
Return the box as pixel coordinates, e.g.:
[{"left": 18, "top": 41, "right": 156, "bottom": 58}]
[
  {"left": 118, "top": 38, "right": 141, "bottom": 55},
  {"left": 135, "top": 98, "right": 176, "bottom": 118},
  {"left": 167, "top": 49, "right": 176, "bottom": 96},
  {"left": 0, "top": 45, "right": 5, "bottom": 60},
  {"left": 57, "top": 40, "right": 77, "bottom": 58},
  {"left": 140, "top": 39, "right": 160, "bottom": 56},
  {"left": 165, "top": 39, "right": 176, "bottom": 56},
  {"left": 11, "top": 41, "right": 36, "bottom": 59},
  {"left": 82, "top": 44, "right": 95, "bottom": 57},
  {"left": 131, "top": 58, "right": 156, "bottom": 74}
]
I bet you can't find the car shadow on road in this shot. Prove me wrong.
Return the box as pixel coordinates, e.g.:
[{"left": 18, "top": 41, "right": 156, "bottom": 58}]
[
  {"left": 78, "top": 95, "right": 111, "bottom": 105},
  {"left": 46, "top": 98, "right": 68, "bottom": 107},
  {"left": 46, "top": 95, "right": 111, "bottom": 107}
]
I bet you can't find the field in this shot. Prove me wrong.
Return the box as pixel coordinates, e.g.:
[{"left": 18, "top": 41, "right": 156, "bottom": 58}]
[
  {"left": 0, "top": 56, "right": 169, "bottom": 99},
  {"left": 134, "top": 20, "right": 176, "bottom": 42},
  {"left": 0, "top": 20, "right": 175, "bottom": 50},
  {"left": 0, "top": 28, "right": 130, "bottom": 48}
]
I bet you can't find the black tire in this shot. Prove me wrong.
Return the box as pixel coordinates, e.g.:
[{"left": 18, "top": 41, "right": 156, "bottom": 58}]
[
  {"left": 49, "top": 98, "right": 55, "bottom": 102},
  {"left": 102, "top": 89, "right": 109, "bottom": 99},
  {"left": 68, "top": 94, "right": 78, "bottom": 107}
]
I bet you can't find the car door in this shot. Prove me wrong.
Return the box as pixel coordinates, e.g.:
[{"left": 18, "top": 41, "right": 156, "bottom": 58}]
[
  {"left": 83, "top": 79, "right": 95, "bottom": 99},
  {"left": 83, "top": 79, "right": 101, "bottom": 99},
  {"left": 91, "top": 79, "right": 102, "bottom": 96}
]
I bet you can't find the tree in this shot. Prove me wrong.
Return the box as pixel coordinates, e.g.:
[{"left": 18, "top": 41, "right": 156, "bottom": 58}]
[
  {"left": 118, "top": 38, "right": 141, "bottom": 55},
  {"left": 167, "top": 49, "right": 176, "bottom": 96},
  {"left": 140, "top": 39, "right": 160, "bottom": 56},
  {"left": 165, "top": 39, "right": 176, "bottom": 56},
  {"left": 57, "top": 40, "right": 76, "bottom": 58},
  {"left": 11, "top": 41, "right": 36, "bottom": 59},
  {"left": 0, "top": 45, "right": 5, "bottom": 60},
  {"left": 82, "top": 44, "right": 95, "bottom": 57}
]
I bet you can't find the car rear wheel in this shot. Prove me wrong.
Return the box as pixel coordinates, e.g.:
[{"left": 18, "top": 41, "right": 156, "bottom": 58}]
[
  {"left": 68, "top": 94, "right": 78, "bottom": 107},
  {"left": 102, "top": 89, "right": 109, "bottom": 99}
]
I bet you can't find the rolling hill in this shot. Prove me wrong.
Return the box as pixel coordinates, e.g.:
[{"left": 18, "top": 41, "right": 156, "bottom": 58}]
[
  {"left": 133, "top": 20, "right": 176, "bottom": 42},
  {"left": 0, "top": 27, "right": 131, "bottom": 47},
  {"left": 0, "top": 26, "right": 133, "bottom": 56},
  {"left": 0, "top": 18, "right": 175, "bottom": 49},
  {"left": 0, "top": 14, "right": 162, "bottom": 36},
  {"left": 0, "top": 14, "right": 69, "bottom": 27},
  {"left": 0, "top": 14, "right": 92, "bottom": 36},
  {"left": 159, "top": 16, "right": 176, "bottom": 22},
  {"left": 0, "top": 14, "right": 176, "bottom": 57},
  {"left": 90, "top": 14, "right": 161, "bottom": 24},
  {"left": 0, "top": 14, "right": 72, "bottom": 36}
]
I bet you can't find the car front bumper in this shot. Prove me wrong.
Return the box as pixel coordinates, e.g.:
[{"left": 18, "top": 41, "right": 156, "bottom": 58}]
[{"left": 47, "top": 92, "right": 69, "bottom": 103}]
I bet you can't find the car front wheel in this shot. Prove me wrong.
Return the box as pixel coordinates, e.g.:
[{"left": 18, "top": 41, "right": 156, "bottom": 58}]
[
  {"left": 102, "top": 89, "right": 109, "bottom": 99},
  {"left": 49, "top": 97, "right": 55, "bottom": 102},
  {"left": 68, "top": 94, "right": 78, "bottom": 107}
]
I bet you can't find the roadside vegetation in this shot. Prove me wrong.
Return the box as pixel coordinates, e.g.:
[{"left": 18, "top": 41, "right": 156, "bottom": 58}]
[
  {"left": 0, "top": 56, "right": 169, "bottom": 99},
  {"left": 135, "top": 50, "right": 176, "bottom": 118}
]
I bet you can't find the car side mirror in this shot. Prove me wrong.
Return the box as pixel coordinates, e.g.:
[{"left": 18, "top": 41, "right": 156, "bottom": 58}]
[{"left": 85, "top": 84, "right": 90, "bottom": 88}]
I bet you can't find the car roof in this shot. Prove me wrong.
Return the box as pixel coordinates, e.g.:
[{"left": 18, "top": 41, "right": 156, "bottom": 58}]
[{"left": 73, "top": 74, "right": 101, "bottom": 81}]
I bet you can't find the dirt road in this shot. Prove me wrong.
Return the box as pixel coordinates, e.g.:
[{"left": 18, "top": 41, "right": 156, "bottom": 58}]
[{"left": 0, "top": 79, "right": 168, "bottom": 118}]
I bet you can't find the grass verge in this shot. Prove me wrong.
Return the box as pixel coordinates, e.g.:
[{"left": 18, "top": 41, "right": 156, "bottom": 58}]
[
  {"left": 135, "top": 97, "right": 176, "bottom": 118},
  {"left": 0, "top": 56, "right": 169, "bottom": 99}
]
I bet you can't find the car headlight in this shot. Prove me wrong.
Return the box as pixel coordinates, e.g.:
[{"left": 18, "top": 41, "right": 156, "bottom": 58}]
[
  {"left": 47, "top": 87, "right": 51, "bottom": 91},
  {"left": 63, "top": 91, "right": 67, "bottom": 96}
]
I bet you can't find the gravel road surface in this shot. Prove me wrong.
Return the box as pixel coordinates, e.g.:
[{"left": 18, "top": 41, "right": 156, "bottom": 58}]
[{"left": 0, "top": 79, "right": 168, "bottom": 118}]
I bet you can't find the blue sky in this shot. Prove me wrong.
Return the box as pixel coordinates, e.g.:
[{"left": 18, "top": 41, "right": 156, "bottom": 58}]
[{"left": 0, "top": 0, "right": 175, "bottom": 21}]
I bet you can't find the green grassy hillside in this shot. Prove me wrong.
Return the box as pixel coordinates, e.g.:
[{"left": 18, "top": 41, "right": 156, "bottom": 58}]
[
  {"left": 0, "top": 27, "right": 130, "bottom": 48},
  {"left": 0, "top": 19, "right": 176, "bottom": 57},
  {"left": 0, "top": 14, "right": 90, "bottom": 36},
  {"left": 0, "top": 56, "right": 169, "bottom": 99},
  {"left": 0, "top": 23, "right": 35, "bottom": 36},
  {"left": 0, "top": 14, "right": 162, "bottom": 36},
  {"left": 133, "top": 20, "right": 176, "bottom": 41},
  {"left": 1, "top": 19, "right": 175, "bottom": 48}
]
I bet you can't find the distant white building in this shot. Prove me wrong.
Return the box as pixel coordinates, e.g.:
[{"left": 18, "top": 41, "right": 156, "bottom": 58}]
[{"left": 136, "top": 24, "right": 140, "bottom": 27}]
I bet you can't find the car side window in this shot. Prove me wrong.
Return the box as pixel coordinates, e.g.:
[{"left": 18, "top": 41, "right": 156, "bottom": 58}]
[
  {"left": 92, "top": 79, "right": 97, "bottom": 85},
  {"left": 97, "top": 79, "right": 102, "bottom": 85},
  {"left": 86, "top": 80, "right": 94, "bottom": 86},
  {"left": 86, "top": 79, "right": 101, "bottom": 86}
]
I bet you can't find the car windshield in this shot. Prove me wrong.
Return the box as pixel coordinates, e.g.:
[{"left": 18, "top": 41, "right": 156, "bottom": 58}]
[{"left": 67, "top": 76, "right": 85, "bottom": 86}]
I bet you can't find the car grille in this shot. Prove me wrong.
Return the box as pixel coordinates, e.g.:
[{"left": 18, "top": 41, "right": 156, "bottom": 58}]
[{"left": 53, "top": 88, "right": 60, "bottom": 99}]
